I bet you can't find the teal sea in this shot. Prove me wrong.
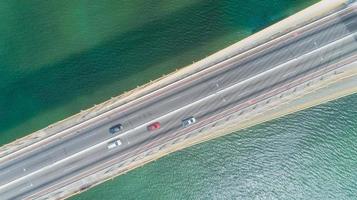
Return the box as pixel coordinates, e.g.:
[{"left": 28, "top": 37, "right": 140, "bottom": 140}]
[{"left": 1, "top": 0, "right": 356, "bottom": 199}]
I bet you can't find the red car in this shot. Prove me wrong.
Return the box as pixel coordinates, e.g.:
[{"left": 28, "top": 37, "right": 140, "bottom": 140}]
[{"left": 147, "top": 122, "right": 160, "bottom": 131}]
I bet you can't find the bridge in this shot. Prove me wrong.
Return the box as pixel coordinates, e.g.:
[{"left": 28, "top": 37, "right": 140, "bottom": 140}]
[{"left": 0, "top": 1, "right": 356, "bottom": 199}]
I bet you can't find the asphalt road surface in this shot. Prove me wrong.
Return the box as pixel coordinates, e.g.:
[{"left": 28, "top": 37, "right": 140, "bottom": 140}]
[{"left": 0, "top": 3, "right": 356, "bottom": 199}]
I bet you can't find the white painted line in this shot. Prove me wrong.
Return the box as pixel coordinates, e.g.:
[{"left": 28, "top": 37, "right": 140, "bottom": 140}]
[
  {"left": 0, "top": 2, "right": 352, "bottom": 162},
  {"left": 1, "top": 31, "right": 355, "bottom": 193}
]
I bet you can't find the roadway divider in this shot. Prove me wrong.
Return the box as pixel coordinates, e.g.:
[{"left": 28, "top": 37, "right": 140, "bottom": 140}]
[{"left": 0, "top": 0, "right": 350, "bottom": 161}]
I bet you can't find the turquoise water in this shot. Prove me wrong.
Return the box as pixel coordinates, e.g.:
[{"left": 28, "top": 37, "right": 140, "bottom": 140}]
[
  {"left": 0, "top": 0, "right": 317, "bottom": 145},
  {"left": 72, "top": 94, "right": 357, "bottom": 200},
  {"left": 2, "top": 0, "right": 356, "bottom": 199}
]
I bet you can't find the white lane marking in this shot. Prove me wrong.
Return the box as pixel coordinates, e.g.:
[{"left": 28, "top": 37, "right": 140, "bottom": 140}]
[
  {"left": 1, "top": 31, "right": 355, "bottom": 193},
  {"left": 1, "top": 3, "right": 352, "bottom": 163}
]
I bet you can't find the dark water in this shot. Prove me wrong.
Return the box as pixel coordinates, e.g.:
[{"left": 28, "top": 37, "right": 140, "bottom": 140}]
[
  {"left": 0, "top": 0, "right": 317, "bottom": 145},
  {"left": 2, "top": 0, "right": 356, "bottom": 199}
]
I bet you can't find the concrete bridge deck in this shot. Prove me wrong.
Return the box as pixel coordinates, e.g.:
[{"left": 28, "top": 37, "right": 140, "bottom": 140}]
[{"left": 0, "top": 0, "right": 356, "bottom": 199}]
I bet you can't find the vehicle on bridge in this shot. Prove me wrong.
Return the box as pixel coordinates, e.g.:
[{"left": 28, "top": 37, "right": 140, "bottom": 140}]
[
  {"left": 182, "top": 117, "right": 196, "bottom": 127},
  {"left": 147, "top": 122, "right": 160, "bottom": 131},
  {"left": 109, "top": 124, "right": 123, "bottom": 134},
  {"left": 107, "top": 139, "right": 122, "bottom": 149}
]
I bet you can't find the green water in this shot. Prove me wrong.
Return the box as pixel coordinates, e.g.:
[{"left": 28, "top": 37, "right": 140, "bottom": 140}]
[
  {"left": 0, "top": 0, "right": 317, "bottom": 145},
  {"left": 1, "top": 0, "right": 356, "bottom": 199},
  {"left": 72, "top": 94, "right": 357, "bottom": 200}
]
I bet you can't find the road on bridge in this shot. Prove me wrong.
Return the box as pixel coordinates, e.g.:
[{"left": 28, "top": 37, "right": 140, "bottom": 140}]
[{"left": 0, "top": 2, "right": 356, "bottom": 199}]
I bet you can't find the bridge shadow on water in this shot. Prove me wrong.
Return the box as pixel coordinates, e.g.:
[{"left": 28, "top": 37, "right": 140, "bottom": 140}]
[
  {"left": 0, "top": 0, "right": 307, "bottom": 143},
  {"left": 0, "top": 0, "right": 228, "bottom": 138}
]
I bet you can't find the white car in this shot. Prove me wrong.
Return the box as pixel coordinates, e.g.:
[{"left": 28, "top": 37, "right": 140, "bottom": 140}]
[
  {"left": 182, "top": 117, "right": 196, "bottom": 127},
  {"left": 107, "top": 139, "right": 122, "bottom": 149}
]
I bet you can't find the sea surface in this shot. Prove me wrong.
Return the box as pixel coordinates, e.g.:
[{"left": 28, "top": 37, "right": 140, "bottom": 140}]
[{"left": 1, "top": 0, "right": 356, "bottom": 199}]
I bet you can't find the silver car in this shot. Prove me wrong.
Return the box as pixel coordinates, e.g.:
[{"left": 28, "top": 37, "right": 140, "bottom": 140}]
[
  {"left": 107, "top": 139, "right": 122, "bottom": 149},
  {"left": 182, "top": 117, "right": 196, "bottom": 127}
]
